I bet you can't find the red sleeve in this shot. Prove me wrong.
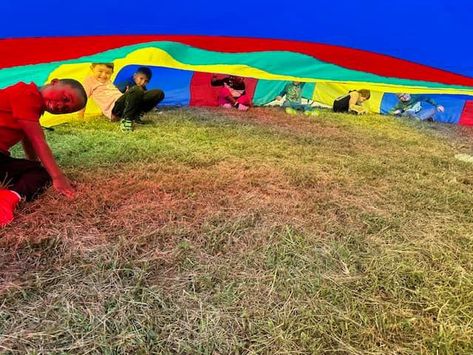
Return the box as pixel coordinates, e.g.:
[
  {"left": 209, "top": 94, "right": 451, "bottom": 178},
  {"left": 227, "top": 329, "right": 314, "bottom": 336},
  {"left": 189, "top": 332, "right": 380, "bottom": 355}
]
[{"left": 9, "top": 84, "right": 43, "bottom": 122}]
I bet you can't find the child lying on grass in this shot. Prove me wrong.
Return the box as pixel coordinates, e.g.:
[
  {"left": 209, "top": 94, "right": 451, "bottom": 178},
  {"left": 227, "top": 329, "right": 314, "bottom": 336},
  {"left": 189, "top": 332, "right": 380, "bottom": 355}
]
[
  {"left": 333, "top": 89, "right": 371, "bottom": 114},
  {"left": 0, "top": 79, "right": 87, "bottom": 227}
]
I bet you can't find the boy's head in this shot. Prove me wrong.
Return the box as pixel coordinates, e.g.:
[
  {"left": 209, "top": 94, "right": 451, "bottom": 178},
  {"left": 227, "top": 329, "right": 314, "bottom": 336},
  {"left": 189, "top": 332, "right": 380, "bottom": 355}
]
[
  {"left": 229, "top": 75, "right": 244, "bottom": 84},
  {"left": 292, "top": 81, "right": 301, "bottom": 86},
  {"left": 40, "top": 78, "right": 87, "bottom": 114},
  {"left": 133, "top": 67, "right": 152, "bottom": 87},
  {"left": 358, "top": 89, "right": 371, "bottom": 102},
  {"left": 397, "top": 93, "right": 411, "bottom": 102},
  {"left": 90, "top": 63, "right": 114, "bottom": 84}
]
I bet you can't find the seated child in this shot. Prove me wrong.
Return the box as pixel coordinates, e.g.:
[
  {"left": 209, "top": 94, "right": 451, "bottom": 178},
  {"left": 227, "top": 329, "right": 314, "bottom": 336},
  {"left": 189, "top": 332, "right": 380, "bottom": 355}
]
[
  {"left": 333, "top": 89, "right": 371, "bottom": 114},
  {"left": 79, "top": 63, "right": 164, "bottom": 131},
  {"left": 211, "top": 74, "right": 251, "bottom": 111},
  {"left": 390, "top": 93, "right": 445, "bottom": 121},
  {"left": 0, "top": 79, "right": 87, "bottom": 227},
  {"left": 276, "top": 81, "right": 318, "bottom": 116},
  {"left": 115, "top": 66, "right": 165, "bottom": 123}
]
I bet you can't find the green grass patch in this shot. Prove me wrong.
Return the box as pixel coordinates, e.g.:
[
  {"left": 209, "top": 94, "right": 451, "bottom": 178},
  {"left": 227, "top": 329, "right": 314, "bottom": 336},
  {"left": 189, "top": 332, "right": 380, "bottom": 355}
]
[{"left": 1, "top": 107, "right": 473, "bottom": 353}]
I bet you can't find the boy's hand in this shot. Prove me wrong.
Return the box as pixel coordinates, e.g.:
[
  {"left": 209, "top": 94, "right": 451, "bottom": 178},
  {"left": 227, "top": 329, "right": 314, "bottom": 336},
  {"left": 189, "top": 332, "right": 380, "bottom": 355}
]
[
  {"left": 276, "top": 96, "right": 282, "bottom": 101},
  {"left": 53, "top": 175, "right": 76, "bottom": 199}
]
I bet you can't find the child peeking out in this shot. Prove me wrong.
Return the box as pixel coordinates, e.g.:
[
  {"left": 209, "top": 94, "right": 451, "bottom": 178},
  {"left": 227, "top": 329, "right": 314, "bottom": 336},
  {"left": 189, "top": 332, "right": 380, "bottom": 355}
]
[
  {"left": 333, "top": 89, "right": 371, "bottom": 114},
  {"left": 211, "top": 74, "right": 251, "bottom": 111},
  {"left": 276, "top": 81, "right": 319, "bottom": 116}
]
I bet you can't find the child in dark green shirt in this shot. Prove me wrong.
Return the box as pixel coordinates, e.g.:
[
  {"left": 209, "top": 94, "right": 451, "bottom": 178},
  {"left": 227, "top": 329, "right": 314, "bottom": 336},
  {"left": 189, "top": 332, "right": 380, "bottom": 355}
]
[{"left": 276, "top": 81, "right": 318, "bottom": 116}]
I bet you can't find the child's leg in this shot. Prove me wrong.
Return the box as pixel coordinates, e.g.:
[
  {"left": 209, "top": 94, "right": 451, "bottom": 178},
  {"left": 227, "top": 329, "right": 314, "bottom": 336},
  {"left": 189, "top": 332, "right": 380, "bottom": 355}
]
[
  {"left": 289, "top": 102, "right": 307, "bottom": 111},
  {"left": 415, "top": 107, "right": 436, "bottom": 121},
  {"left": 0, "top": 155, "right": 51, "bottom": 201},
  {"left": 141, "top": 89, "right": 165, "bottom": 113},
  {"left": 0, "top": 155, "right": 51, "bottom": 226},
  {"left": 112, "top": 86, "right": 145, "bottom": 121},
  {"left": 0, "top": 189, "right": 20, "bottom": 227}
]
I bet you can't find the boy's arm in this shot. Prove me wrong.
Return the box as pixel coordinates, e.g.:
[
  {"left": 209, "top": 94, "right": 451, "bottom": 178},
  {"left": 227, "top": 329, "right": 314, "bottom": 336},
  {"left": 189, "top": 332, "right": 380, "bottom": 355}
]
[
  {"left": 389, "top": 102, "right": 402, "bottom": 114},
  {"left": 348, "top": 92, "right": 367, "bottom": 114},
  {"left": 18, "top": 120, "right": 75, "bottom": 198},
  {"left": 422, "top": 96, "right": 445, "bottom": 112},
  {"left": 21, "top": 136, "right": 38, "bottom": 161}
]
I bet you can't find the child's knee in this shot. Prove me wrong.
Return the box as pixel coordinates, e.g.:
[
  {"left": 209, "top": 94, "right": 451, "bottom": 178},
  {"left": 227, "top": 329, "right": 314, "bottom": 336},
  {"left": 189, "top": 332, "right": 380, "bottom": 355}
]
[
  {"left": 127, "top": 86, "right": 145, "bottom": 99},
  {"left": 33, "top": 166, "right": 52, "bottom": 187},
  {"left": 152, "top": 89, "right": 165, "bottom": 102}
]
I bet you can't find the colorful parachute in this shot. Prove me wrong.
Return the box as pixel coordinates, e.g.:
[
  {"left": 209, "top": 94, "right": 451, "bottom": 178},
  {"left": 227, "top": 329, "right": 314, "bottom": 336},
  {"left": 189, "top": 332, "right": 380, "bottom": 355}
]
[{"left": 1, "top": 1, "right": 472, "bottom": 125}]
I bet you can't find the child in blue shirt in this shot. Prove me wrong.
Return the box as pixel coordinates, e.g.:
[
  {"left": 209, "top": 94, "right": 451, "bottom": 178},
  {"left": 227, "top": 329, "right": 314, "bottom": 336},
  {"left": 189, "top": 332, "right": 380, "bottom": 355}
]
[{"left": 115, "top": 66, "right": 165, "bottom": 123}]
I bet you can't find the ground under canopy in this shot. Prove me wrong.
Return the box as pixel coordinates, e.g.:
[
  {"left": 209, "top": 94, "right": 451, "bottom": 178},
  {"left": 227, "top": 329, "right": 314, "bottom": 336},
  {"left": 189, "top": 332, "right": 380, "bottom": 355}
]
[{"left": 1, "top": 108, "right": 472, "bottom": 353}]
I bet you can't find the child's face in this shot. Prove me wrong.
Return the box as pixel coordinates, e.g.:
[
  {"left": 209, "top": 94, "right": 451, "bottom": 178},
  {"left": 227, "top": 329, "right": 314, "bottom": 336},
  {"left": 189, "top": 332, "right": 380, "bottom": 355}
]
[
  {"left": 91, "top": 64, "right": 113, "bottom": 84},
  {"left": 133, "top": 73, "right": 149, "bottom": 87},
  {"left": 41, "top": 81, "right": 86, "bottom": 114},
  {"left": 398, "top": 93, "right": 411, "bottom": 102}
]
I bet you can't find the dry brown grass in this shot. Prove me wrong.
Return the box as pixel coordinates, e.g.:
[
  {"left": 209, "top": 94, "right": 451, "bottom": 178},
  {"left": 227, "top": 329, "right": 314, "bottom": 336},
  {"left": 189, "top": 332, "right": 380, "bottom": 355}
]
[{"left": 1, "top": 107, "right": 473, "bottom": 353}]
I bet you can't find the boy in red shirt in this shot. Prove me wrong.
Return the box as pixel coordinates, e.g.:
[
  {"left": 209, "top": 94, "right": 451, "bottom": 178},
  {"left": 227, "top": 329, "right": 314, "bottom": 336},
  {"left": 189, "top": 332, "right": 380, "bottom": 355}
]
[{"left": 0, "top": 79, "right": 87, "bottom": 227}]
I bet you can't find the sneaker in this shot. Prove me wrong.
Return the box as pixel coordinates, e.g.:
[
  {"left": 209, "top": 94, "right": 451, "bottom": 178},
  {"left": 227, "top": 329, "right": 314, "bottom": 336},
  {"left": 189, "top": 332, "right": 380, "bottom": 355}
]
[
  {"left": 238, "top": 104, "right": 249, "bottom": 111},
  {"left": 285, "top": 107, "right": 297, "bottom": 115},
  {"left": 134, "top": 112, "right": 146, "bottom": 124},
  {"left": 222, "top": 103, "right": 232, "bottom": 109},
  {"left": 120, "top": 119, "right": 134, "bottom": 132},
  {"left": 0, "top": 189, "right": 21, "bottom": 227},
  {"left": 304, "top": 110, "right": 320, "bottom": 117}
]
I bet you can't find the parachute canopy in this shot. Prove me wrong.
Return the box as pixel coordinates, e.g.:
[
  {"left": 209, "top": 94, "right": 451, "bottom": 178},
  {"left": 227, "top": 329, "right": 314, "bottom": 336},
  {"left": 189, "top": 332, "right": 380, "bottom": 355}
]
[{"left": 1, "top": 0, "right": 472, "bottom": 125}]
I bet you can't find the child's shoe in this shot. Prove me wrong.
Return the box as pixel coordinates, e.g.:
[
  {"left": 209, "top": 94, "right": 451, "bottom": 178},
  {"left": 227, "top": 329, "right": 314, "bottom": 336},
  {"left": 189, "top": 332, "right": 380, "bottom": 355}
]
[
  {"left": 120, "top": 119, "right": 134, "bottom": 132},
  {"left": 0, "top": 189, "right": 21, "bottom": 227},
  {"left": 304, "top": 110, "right": 320, "bottom": 117},
  {"left": 135, "top": 112, "right": 146, "bottom": 124},
  {"left": 238, "top": 104, "right": 249, "bottom": 111},
  {"left": 222, "top": 103, "right": 232, "bottom": 109},
  {"left": 285, "top": 107, "right": 297, "bottom": 115}
]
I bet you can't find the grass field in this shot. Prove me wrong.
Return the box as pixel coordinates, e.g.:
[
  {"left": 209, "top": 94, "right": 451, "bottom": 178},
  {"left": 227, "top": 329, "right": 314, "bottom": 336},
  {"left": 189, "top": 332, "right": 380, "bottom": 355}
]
[{"left": 1, "top": 107, "right": 473, "bottom": 354}]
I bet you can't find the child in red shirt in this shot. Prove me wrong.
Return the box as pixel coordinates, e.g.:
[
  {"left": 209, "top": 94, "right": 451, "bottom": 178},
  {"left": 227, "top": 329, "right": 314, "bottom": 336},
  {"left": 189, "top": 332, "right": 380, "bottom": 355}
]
[
  {"left": 211, "top": 74, "right": 251, "bottom": 111},
  {"left": 0, "top": 79, "right": 87, "bottom": 227}
]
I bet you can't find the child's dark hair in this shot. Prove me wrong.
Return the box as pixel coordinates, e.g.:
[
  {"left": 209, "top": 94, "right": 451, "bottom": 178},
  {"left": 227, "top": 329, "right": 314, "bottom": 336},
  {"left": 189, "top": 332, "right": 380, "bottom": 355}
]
[
  {"left": 358, "top": 89, "right": 371, "bottom": 99},
  {"left": 60, "top": 79, "right": 88, "bottom": 104},
  {"left": 136, "top": 66, "right": 152, "bottom": 80},
  {"left": 91, "top": 62, "right": 114, "bottom": 70}
]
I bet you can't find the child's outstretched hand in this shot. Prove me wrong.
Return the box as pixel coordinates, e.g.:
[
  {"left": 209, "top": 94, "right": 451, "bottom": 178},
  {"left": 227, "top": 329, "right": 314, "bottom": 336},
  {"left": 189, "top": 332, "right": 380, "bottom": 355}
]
[
  {"left": 53, "top": 175, "right": 76, "bottom": 199},
  {"left": 350, "top": 105, "right": 368, "bottom": 115}
]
